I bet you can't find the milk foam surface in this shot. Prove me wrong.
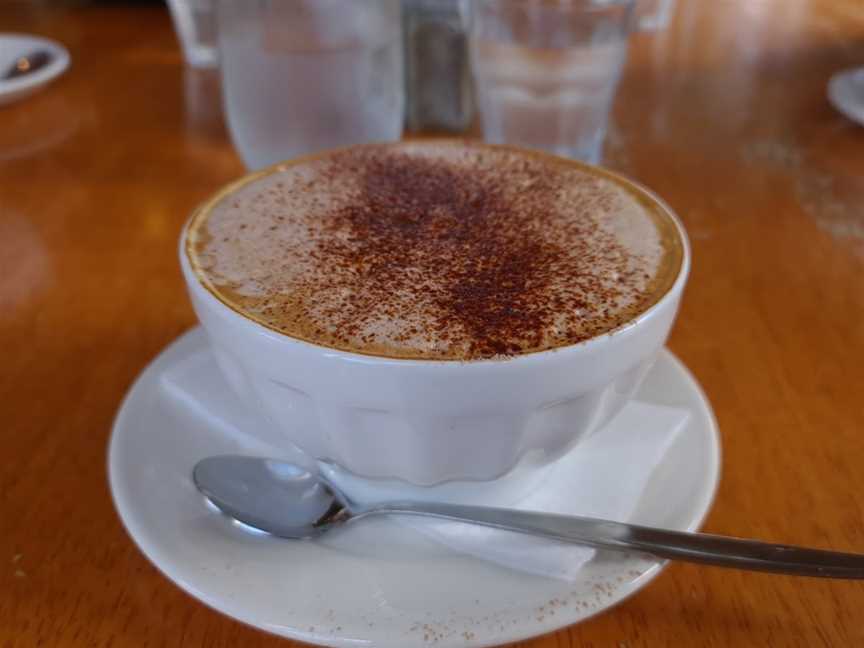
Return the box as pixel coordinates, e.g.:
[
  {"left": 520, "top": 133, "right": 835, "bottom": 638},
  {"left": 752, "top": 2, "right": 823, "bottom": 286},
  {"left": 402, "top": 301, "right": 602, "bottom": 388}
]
[{"left": 187, "top": 142, "right": 681, "bottom": 360}]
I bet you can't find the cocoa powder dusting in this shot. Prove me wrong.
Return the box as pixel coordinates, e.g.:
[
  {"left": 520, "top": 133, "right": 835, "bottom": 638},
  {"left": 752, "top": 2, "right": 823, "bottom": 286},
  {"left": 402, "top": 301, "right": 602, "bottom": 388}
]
[
  {"left": 189, "top": 142, "right": 675, "bottom": 360},
  {"left": 317, "top": 151, "right": 568, "bottom": 358}
]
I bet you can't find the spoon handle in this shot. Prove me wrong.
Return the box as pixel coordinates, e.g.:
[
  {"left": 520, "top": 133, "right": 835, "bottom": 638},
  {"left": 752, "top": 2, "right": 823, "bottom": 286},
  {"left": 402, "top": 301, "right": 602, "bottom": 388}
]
[{"left": 370, "top": 502, "right": 864, "bottom": 579}]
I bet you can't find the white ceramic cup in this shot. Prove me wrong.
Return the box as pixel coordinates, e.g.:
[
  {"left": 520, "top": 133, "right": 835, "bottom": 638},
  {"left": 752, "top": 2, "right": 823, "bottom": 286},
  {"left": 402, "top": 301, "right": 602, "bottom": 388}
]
[{"left": 180, "top": 150, "right": 690, "bottom": 487}]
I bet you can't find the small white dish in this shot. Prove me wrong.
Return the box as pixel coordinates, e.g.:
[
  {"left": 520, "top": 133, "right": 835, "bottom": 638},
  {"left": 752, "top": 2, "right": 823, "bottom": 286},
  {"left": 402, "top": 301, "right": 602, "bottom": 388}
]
[
  {"left": 109, "top": 328, "right": 720, "bottom": 648},
  {"left": 0, "top": 33, "right": 70, "bottom": 106},
  {"left": 828, "top": 66, "right": 864, "bottom": 127}
]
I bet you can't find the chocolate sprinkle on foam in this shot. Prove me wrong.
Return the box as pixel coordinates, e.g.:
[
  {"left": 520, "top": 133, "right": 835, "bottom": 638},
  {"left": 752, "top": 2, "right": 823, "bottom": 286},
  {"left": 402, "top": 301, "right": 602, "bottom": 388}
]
[{"left": 187, "top": 142, "right": 680, "bottom": 360}]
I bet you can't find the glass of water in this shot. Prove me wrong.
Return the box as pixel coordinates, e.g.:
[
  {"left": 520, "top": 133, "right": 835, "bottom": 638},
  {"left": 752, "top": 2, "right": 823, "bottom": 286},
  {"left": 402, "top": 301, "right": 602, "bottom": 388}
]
[
  {"left": 468, "top": 0, "right": 644, "bottom": 164},
  {"left": 216, "top": 0, "right": 404, "bottom": 170}
]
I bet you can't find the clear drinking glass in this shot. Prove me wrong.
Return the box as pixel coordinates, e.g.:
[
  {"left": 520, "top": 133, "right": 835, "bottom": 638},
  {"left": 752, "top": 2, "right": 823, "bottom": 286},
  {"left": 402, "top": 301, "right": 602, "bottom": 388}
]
[
  {"left": 167, "top": 0, "right": 218, "bottom": 68},
  {"left": 468, "top": 0, "right": 655, "bottom": 164},
  {"left": 216, "top": 0, "right": 404, "bottom": 170}
]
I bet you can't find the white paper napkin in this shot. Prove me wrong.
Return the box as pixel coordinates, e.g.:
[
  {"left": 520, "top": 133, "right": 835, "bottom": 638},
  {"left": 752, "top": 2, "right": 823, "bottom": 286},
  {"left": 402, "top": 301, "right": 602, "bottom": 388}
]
[
  {"left": 162, "top": 344, "right": 689, "bottom": 582},
  {"left": 397, "top": 401, "right": 689, "bottom": 581}
]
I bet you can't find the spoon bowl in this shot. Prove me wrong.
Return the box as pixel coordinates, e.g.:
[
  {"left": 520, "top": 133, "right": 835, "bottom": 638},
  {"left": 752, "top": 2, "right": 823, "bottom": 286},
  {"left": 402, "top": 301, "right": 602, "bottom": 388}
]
[{"left": 193, "top": 456, "right": 346, "bottom": 539}]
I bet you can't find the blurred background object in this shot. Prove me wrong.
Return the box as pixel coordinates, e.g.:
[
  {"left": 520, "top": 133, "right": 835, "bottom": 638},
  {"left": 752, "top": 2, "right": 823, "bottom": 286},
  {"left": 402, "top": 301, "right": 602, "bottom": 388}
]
[
  {"left": 73, "top": 0, "right": 679, "bottom": 167},
  {"left": 633, "top": 0, "right": 675, "bottom": 30},
  {"left": 0, "top": 33, "right": 70, "bottom": 106},
  {"left": 828, "top": 66, "right": 864, "bottom": 127},
  {"left": 467, "top": 0, "right": 673, "bottom": 164},
  {"left": 402, "top": 0, "right": 473, "bottom": 133},
  {"left": 215, "top": 0, "right": 404, "bottom": 170},
  {"left": 6, "top": 0, "right": 682, "bottom": 169},
  {"left": 166, "top": 0, "right": 217, "bottom": 68}
]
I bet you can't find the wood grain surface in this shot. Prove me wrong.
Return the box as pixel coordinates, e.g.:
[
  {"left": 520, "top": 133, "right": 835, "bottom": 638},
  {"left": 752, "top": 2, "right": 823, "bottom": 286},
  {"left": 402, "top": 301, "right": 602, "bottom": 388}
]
[{"left": 1, "top": 1, "right": 863, "bottom": 646}]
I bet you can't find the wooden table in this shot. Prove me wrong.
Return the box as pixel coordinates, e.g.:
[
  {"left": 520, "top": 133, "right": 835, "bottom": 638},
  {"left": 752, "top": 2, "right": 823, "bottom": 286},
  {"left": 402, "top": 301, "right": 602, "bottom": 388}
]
[{"left": 2, "top": 1, "right": 863, "bottom": 645}]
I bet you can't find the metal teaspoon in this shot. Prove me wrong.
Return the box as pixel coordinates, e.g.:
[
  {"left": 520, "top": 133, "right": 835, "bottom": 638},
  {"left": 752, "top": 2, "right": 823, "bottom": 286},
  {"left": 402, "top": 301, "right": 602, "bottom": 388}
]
[{"left": 193, "top": 455, "right": 864, "bottom": 579}]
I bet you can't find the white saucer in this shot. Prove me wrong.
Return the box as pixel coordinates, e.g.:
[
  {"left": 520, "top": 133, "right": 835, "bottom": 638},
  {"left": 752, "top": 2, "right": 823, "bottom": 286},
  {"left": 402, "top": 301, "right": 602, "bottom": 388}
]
[
  {"left": 109, "top": 328, "right": 720, "bottom": 648},
  {"left": 0, "top": 33, "right": 70, "bottom": 106},
  {"left": 828, "top": 66, "right": 864, "bottom": 127}
]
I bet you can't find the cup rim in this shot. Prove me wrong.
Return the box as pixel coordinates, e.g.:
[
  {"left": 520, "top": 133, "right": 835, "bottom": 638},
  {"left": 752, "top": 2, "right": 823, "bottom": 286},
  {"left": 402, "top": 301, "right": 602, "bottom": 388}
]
[{"left": 180, "top": 140, "right": 691, "bottom": 367}]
